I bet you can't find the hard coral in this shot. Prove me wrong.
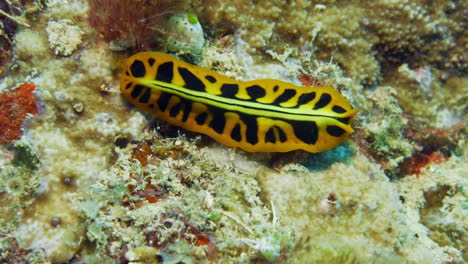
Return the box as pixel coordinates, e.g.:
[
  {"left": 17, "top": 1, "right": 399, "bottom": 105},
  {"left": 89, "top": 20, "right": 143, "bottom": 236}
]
[
  {"left": 88, "top": 0, "right": 183, "bottom": 50},
  {"left": 363, "top": 0, "right": 466, "bottom": 71},
  {"left": 0, "top": 82, "right": 38, "bottom": 144}
]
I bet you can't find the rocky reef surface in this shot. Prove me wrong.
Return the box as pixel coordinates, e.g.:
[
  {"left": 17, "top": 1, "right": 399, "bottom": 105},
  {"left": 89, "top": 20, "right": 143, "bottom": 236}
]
[{"left": 0, "top": 0, "right": 466, "bottom": 263}]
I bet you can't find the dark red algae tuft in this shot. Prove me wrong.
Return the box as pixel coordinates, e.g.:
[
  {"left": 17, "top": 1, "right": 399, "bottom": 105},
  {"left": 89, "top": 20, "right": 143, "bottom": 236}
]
[
  {"left": 0, "top": 82, "right": 39, "bottom": 143},
  {"left": 88, "top": 0, "right": 183, "bottom": 50}
]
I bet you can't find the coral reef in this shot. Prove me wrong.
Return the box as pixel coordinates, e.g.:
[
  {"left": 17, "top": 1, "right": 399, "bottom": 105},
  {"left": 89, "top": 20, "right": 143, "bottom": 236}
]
[
  {"left": 397, "top": 155, "right": 467, "bottom": 262},
  {"left": 2, "top": 1, "right": 146, "bottom": 262},
  {"left": 362, "top": 1, "right": 466, "bottom": 72},
  {"left": 196, "top": 0, "right": 466, "bottom": 85},
  {"left": 0, "top": 0, "right": 466, "bottom": 263},
  {"left": 389, "top": 64, "right": 467, "bottom": 128},
  {"left": 258, "top": 153, "right": 467, "bottom": 263},
  {"left": 72, "top": 132, "right": 293, "bottom": 263}
]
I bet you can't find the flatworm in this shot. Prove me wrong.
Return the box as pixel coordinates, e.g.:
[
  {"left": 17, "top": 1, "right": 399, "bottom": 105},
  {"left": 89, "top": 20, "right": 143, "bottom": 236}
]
[{"left": 120, "top": 52, "right": 357, "bottom": 152}]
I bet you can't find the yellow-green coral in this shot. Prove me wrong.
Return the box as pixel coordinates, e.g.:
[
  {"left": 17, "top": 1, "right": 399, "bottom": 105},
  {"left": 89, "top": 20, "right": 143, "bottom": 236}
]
[
  {"left": 258, "top": 154, "right": 464, "bottom": 263},
  {"left": 0, "top": 139, "right": 40, "bottom": 232},
  {"left": 390, "top": 64, "right": 467, "bottom": 128},
  {"left": 363, "top": 86, "right": 414, "bottom": 169},
  {"left": 398, "top": 155, "right": 467, "bottom": 262},
  {"left": 3, "top": 1, "right": 147, "bottom": 262},
  {"left": 196, "top": 0, "right": 466, "bottom": 86}
]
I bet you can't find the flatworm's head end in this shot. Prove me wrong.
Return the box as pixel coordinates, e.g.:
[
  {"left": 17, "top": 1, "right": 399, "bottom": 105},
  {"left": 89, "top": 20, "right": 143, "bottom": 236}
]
[{"left": 348, "top": 108, "right": 358, "bottom": 125}]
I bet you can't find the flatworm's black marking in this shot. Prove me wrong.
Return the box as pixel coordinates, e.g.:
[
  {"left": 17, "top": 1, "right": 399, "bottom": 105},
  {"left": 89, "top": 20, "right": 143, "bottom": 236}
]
[
  {"left": 149, "top": 104, "right": 154, "bottom": 108},
  {"left": 332, "top": 105, "right": 347, "bottom": 114},
  {"left": 231, "top": 124, "right": 242, "bottom": 142},
  {"left": 138, "top": 87, "right": 151, "bottom": 103},
  {"left": 209, "top": 111, "right": 226, "bottom": 134},
  {"left": 195, "top": 112, "right": 208, "bottom": 125},
  {"left": 125, "top": 71, "right": 130, "bottom": 76},
  {"left": 148, "top": 58, "right": 155, "bottom": 66},
  {"left": 241, "top": 114, "right": 258, "bottom": 145},
  {"left": 246, "top": 85, "right": 266, "bottom": 100},
  {"left": 125, "top": 82, "right": 133, "bottom": 90},
  {"left": 277, "top": 127, "right": 287, "bottom": 142},
  {"left": 273, "top": 89, "right": 296, "bottom": 105},
  {"left": 265, "top": 126, "right": 286, "bottom": 144},
  {"left": 336, "top": 117, "right": 350, "bottom": 125},
  {"left": 130, "top": 60, "right": 145, "bottom": 77},
  {"left": 273, "top": 85, "right": 279, "bottom": 92},
  {"left": 157, "top": 93, "right": 171, "bottom": 112},
  {"left": 297, "top": 92, "right": 316, "bottom": 106},
  {"left": 169, "top": 102, "right": 181, "bottom": 117},
  {"left": 265, "top": 128, "right": 276, "bottom": 143},
  {"left": 181, "top": 101, "right": 192, "bottom": 122},
  {"left": 313, "top": 93, "right": 332, "bottom": 110},
  {"left": 290, "top": 120, "right": 318, "bottom": 144},
  {"left": 221, "top": 84, "right": 239, "bottom": 99},
  {"left": 131, "top": 85, "right": 144, "bottom": 99},
  {"left": 327, "top": 125, "right": 346, "bottom": 137},
  {"left": 205, "top": 75, "right": 216, "bottom": 83},
  {"left": 178, "top": 67, "right": 206, "bottom": 92},
  {"left": 156, "top": 62, "right": 174, "bottom": 83}
]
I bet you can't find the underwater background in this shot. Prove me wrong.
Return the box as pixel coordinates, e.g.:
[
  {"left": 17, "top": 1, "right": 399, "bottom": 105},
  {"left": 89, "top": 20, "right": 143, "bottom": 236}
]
[{"left": 0, "top": 0, "right": 466, "bottom": 263}]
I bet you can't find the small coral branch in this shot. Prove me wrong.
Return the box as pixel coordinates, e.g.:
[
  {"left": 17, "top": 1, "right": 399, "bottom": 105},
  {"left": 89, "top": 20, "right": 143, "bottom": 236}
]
[
  {"left": 0, "top": 0, "right": 32, "bottom": 28},
  {"left": 0, "top": 8, "right": 29, "bottom": 27},
  {"left": 0, "top": 82, "right": 39, "bottom": 143}
]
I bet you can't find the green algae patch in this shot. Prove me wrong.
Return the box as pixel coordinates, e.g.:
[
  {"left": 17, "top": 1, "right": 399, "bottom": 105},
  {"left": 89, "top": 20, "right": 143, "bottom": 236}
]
[{"left": 0, "top": 138, "right": 41, "bottom": 233}]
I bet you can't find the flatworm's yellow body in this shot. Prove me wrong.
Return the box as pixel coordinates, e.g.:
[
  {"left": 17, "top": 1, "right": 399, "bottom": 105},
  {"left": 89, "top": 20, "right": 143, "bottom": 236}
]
[{"left": 120, "top": 52, "right": 357, "bottom": 152}]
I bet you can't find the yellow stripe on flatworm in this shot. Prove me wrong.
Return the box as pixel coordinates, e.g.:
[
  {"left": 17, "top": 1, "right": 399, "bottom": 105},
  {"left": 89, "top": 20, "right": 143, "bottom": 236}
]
[{"left": 120, "top": 52, "right": 358, "bottom": 153}]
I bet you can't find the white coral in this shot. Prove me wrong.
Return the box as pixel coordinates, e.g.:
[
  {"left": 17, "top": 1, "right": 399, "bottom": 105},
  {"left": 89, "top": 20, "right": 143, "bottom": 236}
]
[{"left": 46, "top": 19, "right": 84, "bottom": 56}]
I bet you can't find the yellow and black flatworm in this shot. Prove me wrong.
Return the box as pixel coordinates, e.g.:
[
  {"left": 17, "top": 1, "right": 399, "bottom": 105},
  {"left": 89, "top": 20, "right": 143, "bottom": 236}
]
[{"left": 120, "top": 52, "right": 357, "bottom": 152}]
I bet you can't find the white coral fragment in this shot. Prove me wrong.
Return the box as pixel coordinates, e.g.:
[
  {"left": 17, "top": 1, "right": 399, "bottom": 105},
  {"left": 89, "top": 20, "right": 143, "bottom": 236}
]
[{"left": 46, "top": 19, "right": 84, "bottom": 56}]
